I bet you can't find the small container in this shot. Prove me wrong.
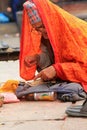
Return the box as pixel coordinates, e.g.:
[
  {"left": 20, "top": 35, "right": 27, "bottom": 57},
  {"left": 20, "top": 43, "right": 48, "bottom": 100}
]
[
  {"left": 34, "top": 92, "right": 57, "bottom": 101},
  {"left": 25, "top": 93, "right": 35, "bottom": 101}
]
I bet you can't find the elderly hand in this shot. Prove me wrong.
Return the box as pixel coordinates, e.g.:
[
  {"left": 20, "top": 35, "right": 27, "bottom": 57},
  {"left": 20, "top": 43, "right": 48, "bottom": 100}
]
[
  {"left": 24, "top": 54, "right": 40, "bottom": 67},
  {"left": 34, "top": 66, "right": 57, "bottom": 81}
]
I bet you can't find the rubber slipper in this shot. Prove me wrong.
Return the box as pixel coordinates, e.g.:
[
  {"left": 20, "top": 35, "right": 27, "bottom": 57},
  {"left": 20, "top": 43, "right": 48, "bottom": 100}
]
[
  {"left": 67, "top": 105, "right": 82, "bottom": 110},
  {"left": 65, "top": 99, "right": 87, "bottom": 117}
]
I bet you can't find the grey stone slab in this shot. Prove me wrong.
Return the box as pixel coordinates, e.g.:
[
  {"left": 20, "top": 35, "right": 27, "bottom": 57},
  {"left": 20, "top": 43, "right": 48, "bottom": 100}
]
[
  {"left": 62, "top": 118, "right": 87, "bottom": 130},
  {"left": 0, "top": 101, "right": 87, "bottom": 130},
  {"left": 0, "top": 120, "right": 64, "bottom": 130},
  {"left": 0, "top": 101, "right": 70, "bottom": 122},
  {"left": 0, "top": 23, "right": 19, "bottom": 35},
  {"left": 0, "top": 60, "right": 23, "bottom": 82},
  {"left": 0, "top": 36, "right": 20, "bottom": 49},
  {"left": 0, "top": 101, "right": 69, "bottom": 130}
]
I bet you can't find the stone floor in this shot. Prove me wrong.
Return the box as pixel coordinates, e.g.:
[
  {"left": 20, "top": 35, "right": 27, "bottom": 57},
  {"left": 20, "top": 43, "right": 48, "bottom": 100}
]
[{"left": 0, "top": 59, "right": 86, "bottom": 130}]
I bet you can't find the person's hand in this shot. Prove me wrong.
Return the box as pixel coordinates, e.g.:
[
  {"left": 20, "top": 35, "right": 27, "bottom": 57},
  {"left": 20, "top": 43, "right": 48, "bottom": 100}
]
[
  {"left": 34, "top": 66, "right": 57, "bottom": 81},
  {"left": 24, "top": 54, "right": 40, "bottom": 67},
  {"left": 7, "top": 7, "right": 12, "bottom": 12}
]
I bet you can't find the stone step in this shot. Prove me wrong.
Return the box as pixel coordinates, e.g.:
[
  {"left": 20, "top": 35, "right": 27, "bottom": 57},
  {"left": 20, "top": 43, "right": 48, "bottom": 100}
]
[{"left": 0, "top": 22, "right": 19, "bottom": 35}]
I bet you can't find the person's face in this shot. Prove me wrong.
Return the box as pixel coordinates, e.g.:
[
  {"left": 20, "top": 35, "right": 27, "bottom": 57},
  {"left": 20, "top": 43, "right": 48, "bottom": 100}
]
[{"left": 32, "top": 22, "right": 48, "bottom": 39}]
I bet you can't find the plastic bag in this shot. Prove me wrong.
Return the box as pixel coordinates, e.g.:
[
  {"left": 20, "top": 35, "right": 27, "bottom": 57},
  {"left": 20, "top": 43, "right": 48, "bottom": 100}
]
[{"left": 0, "top": 13, "right": 10, "bottom": 23}]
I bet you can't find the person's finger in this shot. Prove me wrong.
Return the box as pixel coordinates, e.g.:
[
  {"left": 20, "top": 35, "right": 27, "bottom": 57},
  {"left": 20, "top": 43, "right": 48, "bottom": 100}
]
[
  {"left": 34, "top": 73, "right": 42, "bottom": 80},
  {"left": 24, "top": 58, "right": 37, "bottom": 67},
  {"left": 24, "top": 59, "right": 29, "bottom": 67},
  {"left": 24, "top": 58, "right": 31, "bottom": 66},
  {"left": 34, "top": 73, "right": 49, "bottom": 81}
]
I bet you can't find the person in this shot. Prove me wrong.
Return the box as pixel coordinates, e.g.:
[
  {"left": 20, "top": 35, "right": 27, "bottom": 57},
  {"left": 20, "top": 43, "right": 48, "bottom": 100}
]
[
  {"left": 20, "top": 0, "right": 87, "bottom": 93},
  {"left": 7, "top": 0, "right": 26, "bottom": 22}
]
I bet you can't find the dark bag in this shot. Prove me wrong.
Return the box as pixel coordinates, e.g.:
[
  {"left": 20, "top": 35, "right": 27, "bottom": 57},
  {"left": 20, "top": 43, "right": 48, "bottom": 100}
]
[
  {"left": 15, "top": 81, "right": 87, "bottom": 102},
  {"left": 0, "top": 13, "right": 10, "bottom": 23}
]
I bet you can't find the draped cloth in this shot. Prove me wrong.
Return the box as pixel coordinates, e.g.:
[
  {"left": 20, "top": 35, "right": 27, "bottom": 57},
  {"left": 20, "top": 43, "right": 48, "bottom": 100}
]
[{"left": 20, "top": 0, "right": 87, "bottom": 92}]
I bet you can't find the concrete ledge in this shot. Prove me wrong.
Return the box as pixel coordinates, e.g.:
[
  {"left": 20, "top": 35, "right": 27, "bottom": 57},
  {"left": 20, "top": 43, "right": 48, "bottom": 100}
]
[
  {"left": 0, "top": 51, "right": 19, "bottom": 61},
  {"left": 0, "top": 22, "right": 19, "bottom": 35}
]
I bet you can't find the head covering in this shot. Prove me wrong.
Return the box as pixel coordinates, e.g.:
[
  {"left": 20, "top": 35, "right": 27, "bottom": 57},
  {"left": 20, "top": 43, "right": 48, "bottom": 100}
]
[{"left": 23, "top": 1, "right": 41, "bottom": 25}]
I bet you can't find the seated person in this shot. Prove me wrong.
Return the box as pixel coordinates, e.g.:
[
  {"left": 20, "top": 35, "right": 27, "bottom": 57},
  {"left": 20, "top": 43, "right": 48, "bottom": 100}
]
[{"left": 20, "top": 0, "right": 87, "bottom": 93}]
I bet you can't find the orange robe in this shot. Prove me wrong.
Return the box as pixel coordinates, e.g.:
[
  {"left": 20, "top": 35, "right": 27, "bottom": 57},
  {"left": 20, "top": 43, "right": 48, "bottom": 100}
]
[{"left": 20, "top": 0, "right": 87, "bottom": 92}]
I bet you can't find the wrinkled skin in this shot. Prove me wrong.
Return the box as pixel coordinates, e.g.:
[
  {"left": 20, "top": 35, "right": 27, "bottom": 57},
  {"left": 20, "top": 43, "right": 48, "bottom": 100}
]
[
  {"left": 24, "top": 54, "right": 40, "bottom": 67},
  {"left": 34, "top": 66, "right": 57, "bottom": 81}
]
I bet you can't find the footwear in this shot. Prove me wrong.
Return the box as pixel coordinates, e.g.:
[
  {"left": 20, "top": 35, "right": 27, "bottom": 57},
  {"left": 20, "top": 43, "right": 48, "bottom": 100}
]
[
  {"left": 65, "top": 99, "right": 87, "bottom": 117},
  {"left": 67, "top": 105, "right": 82, "bottom": 110}
]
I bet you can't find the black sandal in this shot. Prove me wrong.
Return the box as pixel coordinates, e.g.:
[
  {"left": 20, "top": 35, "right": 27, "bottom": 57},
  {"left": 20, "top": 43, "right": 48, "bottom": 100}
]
[{"left": 65, "top": 99, "right": 87, "bottom": 117}]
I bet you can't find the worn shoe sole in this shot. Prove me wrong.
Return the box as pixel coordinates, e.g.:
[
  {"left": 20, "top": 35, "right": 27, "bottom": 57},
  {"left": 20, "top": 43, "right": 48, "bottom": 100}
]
[{"left": 66, "top": 108, "right": 87, "bottom": 117}]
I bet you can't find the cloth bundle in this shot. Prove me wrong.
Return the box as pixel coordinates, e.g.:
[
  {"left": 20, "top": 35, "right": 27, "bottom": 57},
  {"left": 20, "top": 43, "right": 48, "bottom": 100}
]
[
  {"left": 15, "top": 81, "right": 87, "bottom": 102},
  {"left": 0, "top": 80, "right": 20, "bottom": 104}
]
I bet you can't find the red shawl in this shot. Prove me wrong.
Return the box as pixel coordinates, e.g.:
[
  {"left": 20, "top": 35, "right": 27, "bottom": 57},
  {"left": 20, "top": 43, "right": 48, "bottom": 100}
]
[{"left": 20, "top": 0, "right": 87, "bottom": 92}]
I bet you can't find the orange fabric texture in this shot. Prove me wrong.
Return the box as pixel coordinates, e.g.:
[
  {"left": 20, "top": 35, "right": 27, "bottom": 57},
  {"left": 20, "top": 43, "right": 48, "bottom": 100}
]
[
  {"left": 0, "top": 80, "right": 19, "bottom": 93},
  {"left": 20, "top": 0, "right": 87, "bottom": 91},
  {"left": 20, "top": 8, "right": 41, "bottom": 80}
]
